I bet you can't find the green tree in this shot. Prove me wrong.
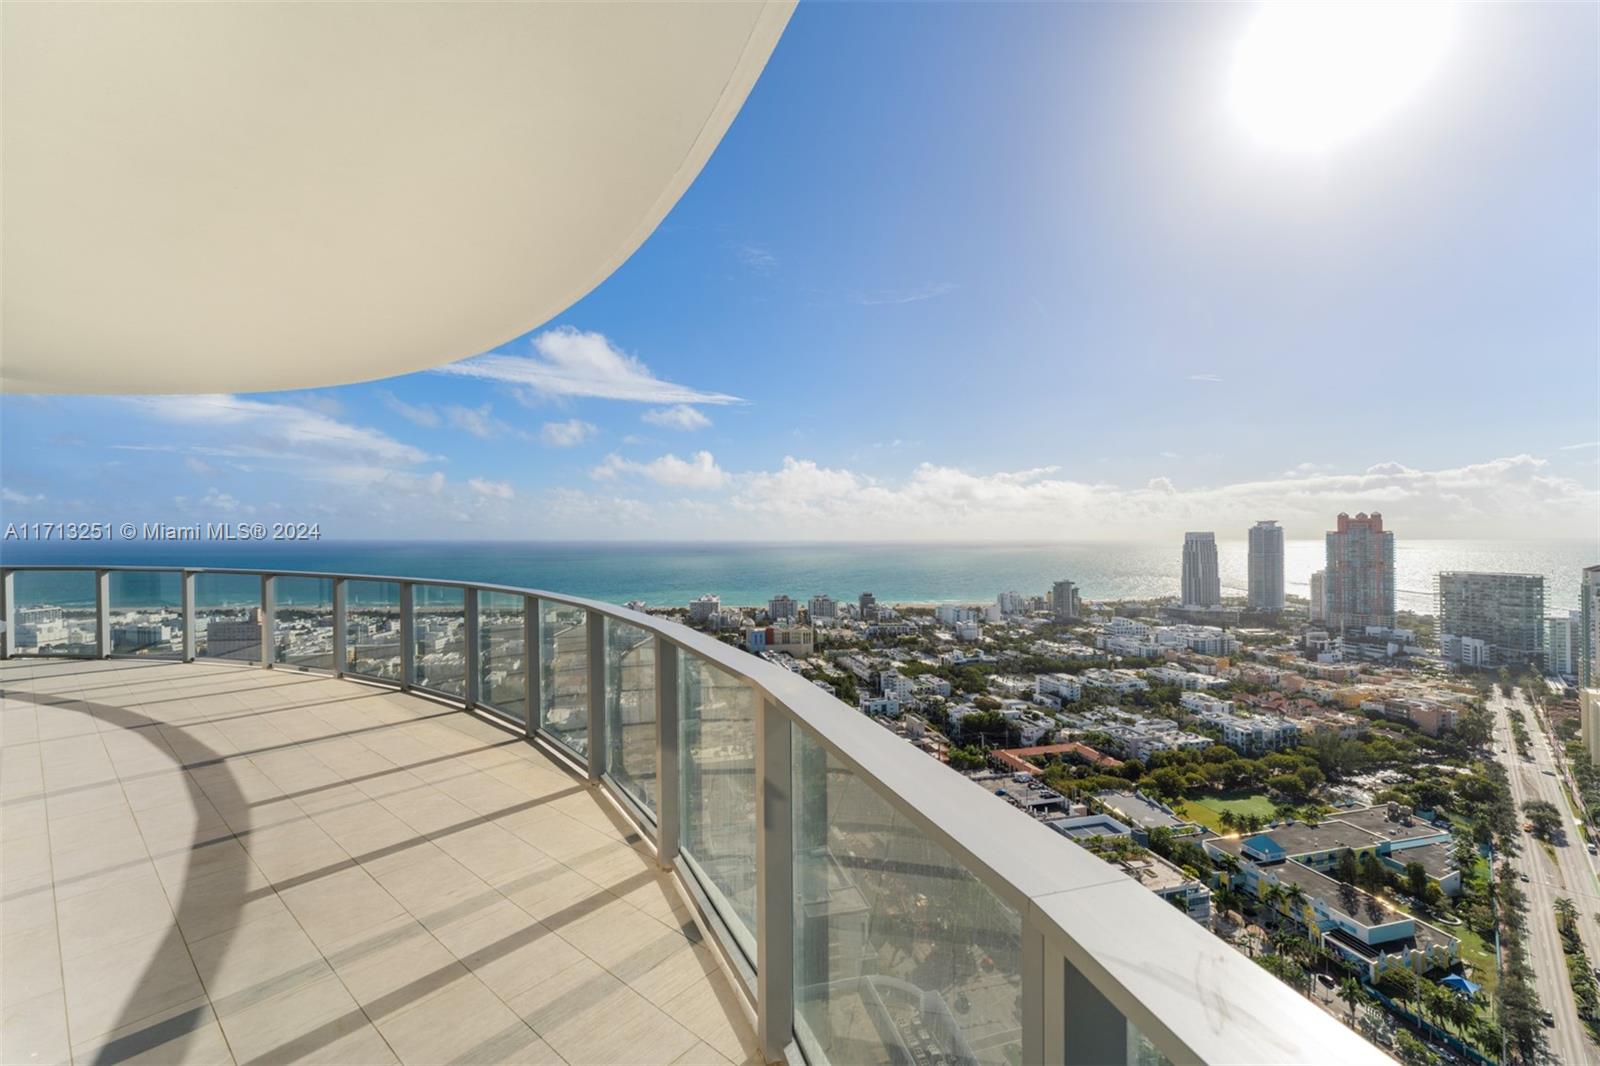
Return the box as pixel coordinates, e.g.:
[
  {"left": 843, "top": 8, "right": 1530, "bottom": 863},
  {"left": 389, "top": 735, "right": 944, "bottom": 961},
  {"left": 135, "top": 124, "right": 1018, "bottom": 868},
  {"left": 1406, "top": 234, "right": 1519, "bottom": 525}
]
[
  {"left": 1336, "top": 848, "right": 1359, "bottom": 884},
  {"left": 1338, "top": 976, "right": 1364, "bottom": 1027},
  {"left": 1405, "top": 861, "right": 1430, "bottom": 901}
]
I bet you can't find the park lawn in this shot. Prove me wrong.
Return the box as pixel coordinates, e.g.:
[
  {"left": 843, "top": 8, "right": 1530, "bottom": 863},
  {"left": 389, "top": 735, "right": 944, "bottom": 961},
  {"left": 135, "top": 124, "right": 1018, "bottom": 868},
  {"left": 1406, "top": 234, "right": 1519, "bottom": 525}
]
[
  {"left": 1454, "top": 924, "right": 1499, "bottom": 999},
  {"left": 1183, "top": 791, "right": 1277, "bottom": 833}
]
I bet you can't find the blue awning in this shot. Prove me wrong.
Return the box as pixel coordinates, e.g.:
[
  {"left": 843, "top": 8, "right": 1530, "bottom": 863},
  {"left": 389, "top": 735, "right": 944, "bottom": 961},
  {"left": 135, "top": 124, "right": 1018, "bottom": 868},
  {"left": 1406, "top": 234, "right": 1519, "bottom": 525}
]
[{"left": 1439, "top": 974, "right": 1480, "bottom": 996}]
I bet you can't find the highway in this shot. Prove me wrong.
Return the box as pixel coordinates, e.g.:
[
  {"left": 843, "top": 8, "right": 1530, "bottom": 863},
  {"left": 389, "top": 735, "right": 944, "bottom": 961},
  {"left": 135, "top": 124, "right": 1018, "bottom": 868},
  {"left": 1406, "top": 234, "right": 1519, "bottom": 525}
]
[{"left": 1489, "top": 686, "right": 1600, "bottom": 1065}]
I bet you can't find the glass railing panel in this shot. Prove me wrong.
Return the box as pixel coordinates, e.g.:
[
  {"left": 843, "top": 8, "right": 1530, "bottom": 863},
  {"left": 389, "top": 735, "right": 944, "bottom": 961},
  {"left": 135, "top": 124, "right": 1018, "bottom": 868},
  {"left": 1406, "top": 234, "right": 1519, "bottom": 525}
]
[
  {"left": 478, "top": 590, "right": 526, "bottom": 720},
  {"left": 7, "top": 569, "right": 97, "bottom": 655},
  {"left": 1130, "top": 1024, "right": 1172, "bottom": 1066},
  {"left": 194, "top": 573, "right": 262, "bottom": 661},
  {"left": 273, "top": 576, "right": 334, "bottom": 670},
  {"left": 605, "top": 618, "right": 656, "bottom": 816},
  {"left": 108, "top": 570, "right": 183, "bottom": 657},
  {"left": 538, "top": 600, "right": 589, "bottom": 757},
  {"left": 412, "top": 584, "right": 466, "bottom": 697},
  {"left": 791, "top": 724, "right": 1023, "bottom": 1066},
  {"left": 680, "top": 654, "right": 756, "bottom": 961},
  {"left": 346, "top": 579, "right": 401, "bottom": 680}
]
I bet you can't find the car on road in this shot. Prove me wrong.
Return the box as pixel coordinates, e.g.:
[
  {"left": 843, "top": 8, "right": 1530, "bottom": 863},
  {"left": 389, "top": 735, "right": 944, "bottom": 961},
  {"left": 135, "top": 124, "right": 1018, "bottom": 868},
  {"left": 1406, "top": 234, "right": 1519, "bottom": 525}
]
[
  {"left": 1316, "top": 973, "right": 1334, "bottom": 988},
  {"left": 1542, "top": 1009, "right": 1555, "bottom": 1028},
  {"left": 1520, "top": 872, "right": 1531, "bottom": 882}
]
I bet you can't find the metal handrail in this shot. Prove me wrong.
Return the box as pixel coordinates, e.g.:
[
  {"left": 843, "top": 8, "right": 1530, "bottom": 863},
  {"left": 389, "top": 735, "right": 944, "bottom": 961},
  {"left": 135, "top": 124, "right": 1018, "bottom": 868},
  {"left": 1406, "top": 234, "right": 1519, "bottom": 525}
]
[{"left": 0, "top": 563, "right": 1392, "bottom": 1066}]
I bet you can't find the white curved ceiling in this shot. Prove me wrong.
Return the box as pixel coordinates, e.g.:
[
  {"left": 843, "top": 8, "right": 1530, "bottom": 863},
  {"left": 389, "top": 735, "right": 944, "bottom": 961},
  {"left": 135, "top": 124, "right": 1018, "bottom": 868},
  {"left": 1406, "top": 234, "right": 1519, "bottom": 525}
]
[{"left": 0, "top": 1, "right": 793, "bottom": 394}]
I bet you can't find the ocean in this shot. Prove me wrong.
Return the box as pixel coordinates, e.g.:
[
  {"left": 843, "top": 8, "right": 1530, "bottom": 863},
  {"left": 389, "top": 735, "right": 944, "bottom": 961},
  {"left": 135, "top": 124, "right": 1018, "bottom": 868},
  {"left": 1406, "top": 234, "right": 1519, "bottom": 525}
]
[{"left": 1, "top": 538, "right": 1595, "bottom": 613}]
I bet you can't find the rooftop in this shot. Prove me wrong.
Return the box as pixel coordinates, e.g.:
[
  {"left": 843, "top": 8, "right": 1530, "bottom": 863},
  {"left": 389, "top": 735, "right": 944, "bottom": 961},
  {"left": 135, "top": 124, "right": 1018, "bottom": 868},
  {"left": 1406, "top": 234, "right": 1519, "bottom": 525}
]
[{"left": 0, "top": 658, "right": 753, "bottom": 1065}]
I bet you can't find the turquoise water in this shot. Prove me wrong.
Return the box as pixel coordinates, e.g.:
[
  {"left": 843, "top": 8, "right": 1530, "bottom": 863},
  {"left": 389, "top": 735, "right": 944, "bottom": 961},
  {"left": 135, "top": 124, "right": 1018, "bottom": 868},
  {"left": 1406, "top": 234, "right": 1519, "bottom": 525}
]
[{"left": 2, "top": 538, "right": 1595, "bottom": 612}]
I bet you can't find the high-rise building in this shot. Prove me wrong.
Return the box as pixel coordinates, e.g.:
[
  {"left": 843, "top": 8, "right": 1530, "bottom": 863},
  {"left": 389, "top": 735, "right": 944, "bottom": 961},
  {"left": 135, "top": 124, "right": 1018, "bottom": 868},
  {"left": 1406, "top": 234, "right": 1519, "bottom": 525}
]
[
  {"left": 1247, "top": 520, "right": 1285, "bottom": 612},
  {"left": 997, "top": 590, "right": 1026, "bottom": 616},
  {"left": 768, "top": 594, "right": 797, "bottom": 621},
  {"left": 1583, "top": 566, "right": 1600, "bottom": 688},
  {"left": 687, "top": 594, "right": 721, "bottom": 626},
  {"left": 858, "top": 592, "right": 878, "bottom": 622},
  {"left": 1546, "top": 611, "right": 1582, "bottom": 677},
  {"left": 1583, "top": 688, "right": 1600, "bottom": 768},
  {"left": 1324, "top": 512, "right": 1395, "bottom": 632},
  {"left": 1308, "top": 571, "right": 1327, "bottom": 623},
  {"left": 1049, "top": 580, "right": 1081, "bottom": 622},
  {"left": 807, "top": 594, "right": 836, "bottom": 621},
  {"left": 1180, "top": 532, "right": 1221, "bottom": 608},
  {"left": 1436, "top": 572, "right": 1545, "bottom": 669}
]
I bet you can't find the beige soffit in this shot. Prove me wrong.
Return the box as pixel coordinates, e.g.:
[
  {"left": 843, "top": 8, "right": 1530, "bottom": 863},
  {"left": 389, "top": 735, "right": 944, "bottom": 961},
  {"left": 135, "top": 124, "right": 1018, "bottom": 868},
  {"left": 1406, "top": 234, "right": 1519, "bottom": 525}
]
[{"left": 0, "top": 1, "right": 794, "bottom": 393}]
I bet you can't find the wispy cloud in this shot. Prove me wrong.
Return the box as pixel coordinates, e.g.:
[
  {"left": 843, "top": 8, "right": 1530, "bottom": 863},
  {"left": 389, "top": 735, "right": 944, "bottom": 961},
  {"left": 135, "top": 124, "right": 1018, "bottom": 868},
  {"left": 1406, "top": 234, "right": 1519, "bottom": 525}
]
[
  {"left": 131, "top": 395, "right": 430, "bottom": 465},
  {"left": 541, "top": 419, "right": 598, "bottom": 447},
  {"left": 1, "top": 487, "right": 43, "bottom": 505},
  {"left": 437, "top": 327, "right": 741, "bottom": 406},
  {"left": 1560, "top": 441, "right": 1600, "bottom": 450},
  {"left": 591, "top": 450, "right": 728, "bottom": 490},
  {"left": 467, "top": 478, "right": 514, "bottom": 500},
  {"left": 852, "top": 282, "right": 957, "bottom": 306},
  {"left": 1187, "top": 373, "right": 1223, "bottom": 383},
  {"left": 642, "top": 405, "right": 711, "bottom": 431},
  {"left": 734, "top": 243, "right": 777, "bottom": 273},
  {"left": 382, "top": 391, "right": 441, "bottom": 428}
]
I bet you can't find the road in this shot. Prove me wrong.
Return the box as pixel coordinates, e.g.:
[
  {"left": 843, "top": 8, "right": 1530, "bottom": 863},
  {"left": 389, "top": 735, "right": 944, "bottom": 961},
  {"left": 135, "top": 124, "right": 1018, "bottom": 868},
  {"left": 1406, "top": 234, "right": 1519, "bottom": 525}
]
[{"left": 1490, "top": 686, "right": 1600, "bottom": 1065}]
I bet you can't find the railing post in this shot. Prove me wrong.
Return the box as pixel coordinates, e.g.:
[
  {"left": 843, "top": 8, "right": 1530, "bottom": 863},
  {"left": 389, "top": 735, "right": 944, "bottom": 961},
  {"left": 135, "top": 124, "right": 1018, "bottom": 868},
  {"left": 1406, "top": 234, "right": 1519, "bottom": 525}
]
[
  {"left": 523, "top": 595, "right": 540, "bottom": 738},
  {"left": 260, "top": 575, "right": 275, "bottom": 666},
  {"left": 95, "top": 569, "right": 111, "bottom": 657},
  {"left": 463, "top": 587, "right": 480, "bottom": 706},
  {"left": 655, "top": 638, "right": 680, "bottom": 869},
  {"left": 181, "top": 570, "right": 196, "bottom": 661},
  {"left": 586, "top": 609, "right": 605, "bottom": 781},
  {"left": 1064, "top": 955, "right": 1130, "bottom": 1066},
  {"left": 399, "top": 581, "right": 414, "bottom": 690},
  {"left": 755, "top": 696, "right": 794, "bottom": 1063},
  {"left": 0, "top": 569, "right": 14, "bottom": 659},
  {"left": 1024, "top": 922, "right": 1067, "bottom": 1066},
  {"left": 332, "top": 577, "right": 347, "bottom": 677}
]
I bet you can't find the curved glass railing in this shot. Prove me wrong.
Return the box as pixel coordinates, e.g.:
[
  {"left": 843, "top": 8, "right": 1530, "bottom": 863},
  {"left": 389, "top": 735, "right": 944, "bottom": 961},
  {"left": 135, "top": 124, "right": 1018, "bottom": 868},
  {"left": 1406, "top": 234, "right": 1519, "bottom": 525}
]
[{"left": 0, "top": 565, "right": 1390, "bottom": 1066}]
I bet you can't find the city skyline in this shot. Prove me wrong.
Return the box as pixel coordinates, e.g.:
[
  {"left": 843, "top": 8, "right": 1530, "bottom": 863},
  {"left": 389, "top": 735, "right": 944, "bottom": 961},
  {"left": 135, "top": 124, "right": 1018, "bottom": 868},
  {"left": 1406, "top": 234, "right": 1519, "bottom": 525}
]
[{"left": 1, "top": 2, "right": 1597, "bottom": 542}]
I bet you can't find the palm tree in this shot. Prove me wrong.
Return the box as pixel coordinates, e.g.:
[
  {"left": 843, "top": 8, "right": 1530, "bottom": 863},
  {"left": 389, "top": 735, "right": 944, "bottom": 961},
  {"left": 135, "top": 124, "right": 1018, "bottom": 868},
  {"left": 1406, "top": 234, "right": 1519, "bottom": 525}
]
[
  {"left": 1259, "top": 881, "right": 1281, "bottom": 928},
  {"left": 1282, "top": 883, "right": 1308, "bottom": 928},
  {"left": 1219, "top": 809, "right": 1238, "bottom": 833},
  {"left": 1338, "top": 976, "right": 1363, "bottom": 1027}
]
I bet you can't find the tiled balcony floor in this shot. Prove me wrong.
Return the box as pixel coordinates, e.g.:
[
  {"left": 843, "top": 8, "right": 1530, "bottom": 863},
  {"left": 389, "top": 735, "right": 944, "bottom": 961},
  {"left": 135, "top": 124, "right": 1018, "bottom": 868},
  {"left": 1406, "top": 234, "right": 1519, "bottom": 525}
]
[{"left": 0, "top": 657, "right": 756, "bottom": 1066}]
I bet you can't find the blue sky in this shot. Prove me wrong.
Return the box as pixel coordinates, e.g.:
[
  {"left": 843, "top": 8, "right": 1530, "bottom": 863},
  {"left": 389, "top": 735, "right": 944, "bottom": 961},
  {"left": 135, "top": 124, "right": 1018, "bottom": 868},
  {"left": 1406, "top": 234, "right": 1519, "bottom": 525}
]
[{"left": 2, "top": 2, "right": 1596, "bottom": 542}]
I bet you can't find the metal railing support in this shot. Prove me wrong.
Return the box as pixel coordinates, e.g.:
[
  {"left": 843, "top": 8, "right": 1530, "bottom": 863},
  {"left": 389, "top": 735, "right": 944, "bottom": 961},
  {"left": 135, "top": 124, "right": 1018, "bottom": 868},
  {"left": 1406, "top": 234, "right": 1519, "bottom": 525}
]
[
  {"left": 95, "top": 569, "right": 111, "bottom": 657},
  {"left": 463, "top": 586, "right": 480, "bottom": 706},
  {"left": 755, "top": 696, "right": 794, "bottom": 1063},
  {"left": 0, "top": 569, "right": 14, "bottom": 659},
  {"left": 523, "top": 596, "right": 540, "bottom": 737},
  {"left": 332, "top": 578, "right": 347, "bottom": 677},
  {"left": 259, "top": 575, "right": 275, "bottom": 666},
  {"left": 586, "top": 609, "right": 605, "bottom": 781},
  {"left": 655, "top": 638, "right": 680, "bottom": 869},
  {"left": 1064, "top": 955, "right": 1130, "bottom": 1066},
  {"left": 181, "top": 571, "right": 196, "bottom": 661},
  {"left": 398, "top": 581, "right": 414, "bottom": 690}
]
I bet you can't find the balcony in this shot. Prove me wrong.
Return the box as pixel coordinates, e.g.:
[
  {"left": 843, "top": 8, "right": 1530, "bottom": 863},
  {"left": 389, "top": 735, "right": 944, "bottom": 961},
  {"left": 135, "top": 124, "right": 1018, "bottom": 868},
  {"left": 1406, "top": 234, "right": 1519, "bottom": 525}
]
[{"left": 0, "top": 565, "right": 1389, "bottom": 1066}]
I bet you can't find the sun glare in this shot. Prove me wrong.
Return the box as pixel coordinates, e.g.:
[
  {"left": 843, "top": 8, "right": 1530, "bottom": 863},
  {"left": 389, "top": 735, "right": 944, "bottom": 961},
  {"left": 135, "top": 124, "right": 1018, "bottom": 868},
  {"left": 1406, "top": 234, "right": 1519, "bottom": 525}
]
[{"left": 1229, "top": 2, "right": 1456, "bottom": 153}]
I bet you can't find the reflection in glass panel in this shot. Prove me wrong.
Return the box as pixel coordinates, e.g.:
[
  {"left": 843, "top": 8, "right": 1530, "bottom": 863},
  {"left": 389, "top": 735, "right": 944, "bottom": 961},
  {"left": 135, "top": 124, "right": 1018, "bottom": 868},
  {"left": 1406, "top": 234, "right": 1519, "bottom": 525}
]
[
  {"left": 792, "top": 726, "right": 1023, "bottom": 1066},
  {"left": 346, "top": 580, "right": 401, "bottom": 680},
  {"left": 539, "top": 601, "right": 588, "bottom": 756},
  {"left": 273, "top": 576, "right": 334, "bottom": 670},
  {"left": 195, "top": 573, "right": 262, "bottom": 661},
  {"left": 8, "top": 570, "right": 98, "bottom": 655},
  {"left": 412, "top": 584, "right": 466, "bottom": 697},
  {"left": 605, "top": 619, "right": 656, "bottom": 815},
  {"left": 680, "top": 655, "right": 756, "bottom": 959},
  {"left": 479, "top": 590, "right": 526, "bottom": 719},
  {"left": 1129, "top": 1023, "right": 1170, "bottom": 1066},
  {"left": 108, "top": 571, "right": 183, "bottom": 657}
]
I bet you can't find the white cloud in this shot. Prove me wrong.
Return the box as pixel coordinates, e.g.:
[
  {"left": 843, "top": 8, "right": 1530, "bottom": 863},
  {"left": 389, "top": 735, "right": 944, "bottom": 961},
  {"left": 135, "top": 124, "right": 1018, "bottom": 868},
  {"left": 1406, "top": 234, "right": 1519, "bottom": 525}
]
[
  {"left": 852, "top": 282, "right": 957, "bottom": 306},
  {"left": 541, "top": 419, "right": 599, "bottom": 447},
  {"left": 444, "top": 404, "right": 498, "bottom": 439},
  {"left": 184, "top": 456, "right": 218, "bottom": 476},
  {"left": 201, "top": 488, "right": 239, "bottom": 511},
  {"left": 591, "top": 450, "right": 728, "bottom": 490},
  {"left": 382, "top": 391, "right": 442, "bottom": 428},
  {"left": 1561, "top": 441, "right": 1600, "bottom": 450},
  {"left": 437, "top": 327, "right": 741, "bottom": 405},
  {"left": 717, "top": 451, "right": 1595, "bottom": 540},
  {"left": 642, "top": 405, "right": 711, "bottom": 431},
  {"left": 467, "top": 478, "right": 514, "bottom": 500},
  {"left": 133, "top": 394, "right": 430, "bottom": 465},
  {"left": 1, "top": 487, "right": 43, "bottom": 505},
  {"left": 734, "top": 244, "right": 777, "bottom": 273},
  {"left": 1188, "top": 373, "right": 1223, "bottom": 383}
]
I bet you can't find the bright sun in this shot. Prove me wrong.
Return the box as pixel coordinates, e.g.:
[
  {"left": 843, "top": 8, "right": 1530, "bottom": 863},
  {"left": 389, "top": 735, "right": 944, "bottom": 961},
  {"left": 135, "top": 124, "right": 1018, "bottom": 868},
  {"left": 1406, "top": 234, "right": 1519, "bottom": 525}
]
[{"left": 1229, "top": 2, "right": 1456, "bottom": 153}]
